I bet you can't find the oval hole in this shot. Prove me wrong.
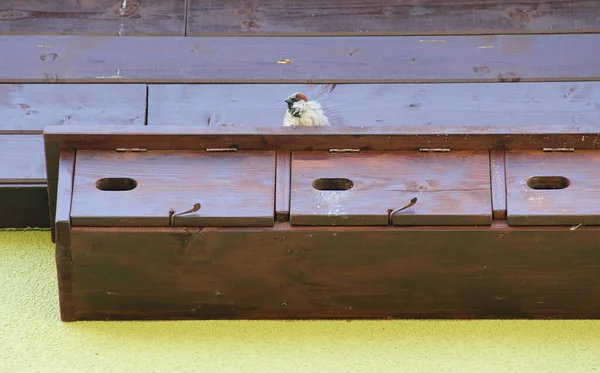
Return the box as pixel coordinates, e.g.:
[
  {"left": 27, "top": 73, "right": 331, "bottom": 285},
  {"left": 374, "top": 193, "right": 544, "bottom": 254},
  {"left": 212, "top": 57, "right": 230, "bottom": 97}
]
[
  {"left": 526, "top": 176, "right": 570, "bottom": 190},
  {"left": 312, "top": 178, "right": 354, "bottom": 191},
  {"left": 95, "top": 178, "right": 138, "bottom": 191}
]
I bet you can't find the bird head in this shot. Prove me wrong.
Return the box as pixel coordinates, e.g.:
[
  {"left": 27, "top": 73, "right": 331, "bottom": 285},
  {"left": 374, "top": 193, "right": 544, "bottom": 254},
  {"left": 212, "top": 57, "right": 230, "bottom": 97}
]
[{"left": 284, "top": 93, "right": 309, "bottom": 118}]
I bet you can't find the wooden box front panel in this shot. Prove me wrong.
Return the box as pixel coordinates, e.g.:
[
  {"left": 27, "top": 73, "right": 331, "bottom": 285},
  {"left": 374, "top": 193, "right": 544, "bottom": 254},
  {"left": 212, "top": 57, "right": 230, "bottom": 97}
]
[
  {"left": 290, "top": 151, "right": 492, "bottom": 226},
  {"left": 70, "top": 150, "right": 277, "bottom": 227},
  {"left": 506, "top": 150, "right": 600, "bottom": 226},
  {"left": 68, "top": 226, "right": 600, "bottom": 320}
]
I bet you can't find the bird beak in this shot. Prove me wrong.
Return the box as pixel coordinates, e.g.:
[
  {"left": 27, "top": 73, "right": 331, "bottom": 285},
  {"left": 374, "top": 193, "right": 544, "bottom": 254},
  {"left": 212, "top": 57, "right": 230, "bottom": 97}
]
[{"left": 284, "top": 98, "right": 293, "bottom": 104}]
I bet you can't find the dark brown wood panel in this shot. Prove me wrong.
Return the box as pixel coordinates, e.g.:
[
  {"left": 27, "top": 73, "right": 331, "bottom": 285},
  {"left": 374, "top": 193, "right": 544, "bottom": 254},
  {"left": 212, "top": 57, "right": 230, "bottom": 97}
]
[
  {"left": 0, "top": 0, "right": 185, "bottom": 35},
  {"left": 0, "top": 134, "right": 46, "bottom": 183},
  {"left": 490, "top": 150, "right": 507, "bottom": 220},
  {"left": 71, "top": 150, "right": 276, "bottom": 227},
  {"left": 275, "top": 151, "right": 291, "bottom": 222},
  {"left": 3, "top": 34, "right": 600, "bottom": 83},
  {"left": 290, "top": 151, "right": 492, "bottom": 226},
  {"left": 148, "top": 82, "right": 600, "bottom": 128},
  {"left": 68, "top": 224, "right": 600, "bottom": 320},
  {"left": 0, "top": 184, "right": 49, "bottom": 228},
  {"left": 0, "top": 84, "right": 146, "bottom": 133},
  {"left": 187, "top": 0, "right": 600, "bottom": 36},
  {"left": 506, "top": 150, "right": 600, "bottom": 226},
  {"left": 55, "top": 151, "right": 75, "bottom": 321}
]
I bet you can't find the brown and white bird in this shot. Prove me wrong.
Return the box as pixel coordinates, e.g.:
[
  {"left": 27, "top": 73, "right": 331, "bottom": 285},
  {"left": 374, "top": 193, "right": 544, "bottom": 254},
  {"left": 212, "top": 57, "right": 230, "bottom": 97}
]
[{"left": 283, "top": 92, "right": 329, "bottom": 127}]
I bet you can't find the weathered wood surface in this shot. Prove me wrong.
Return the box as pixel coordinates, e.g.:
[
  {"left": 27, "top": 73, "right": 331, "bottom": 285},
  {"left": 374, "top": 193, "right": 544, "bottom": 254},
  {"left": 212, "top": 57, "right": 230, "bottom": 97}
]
[
  {"left": 0, "top": 0, "right": 186, "bottom": 35},
  {"left": 490, "top": 150, "right": 507, "bottom": 220},
  {"left": 0, "top": 84, "right": 147, "bottom": 133},
  {"left": 55, "top": 151, "right": 75, "bottom": 321},
  {"left": 290, "top": 151, "right": 492, "bottom": 226},
  {"left": 67, "top": 224, "right": 600, "bottom": 320},
  {"left": 275, "top": 151, "right": 291, "bottom": 222},
  {"left": 187, "top": 0, "right": 600, "bottom": 36},
  {"left": 148, "top": 82, "right": 600, "bottom": 128},
  {"left": 71, "top": 150, "right": 276, "bottom": 227},
  {"left": 3, "top": 34, "right": 600, "bottom": 83},
  {"left": 0, "top": 135, "right": 46, "bottom": 183},
  {"left": 506, "top": 150, "right": 600, "bottom": 226},
  {"left": 0, "top": 184, "right": 49, "bottom": 228}
]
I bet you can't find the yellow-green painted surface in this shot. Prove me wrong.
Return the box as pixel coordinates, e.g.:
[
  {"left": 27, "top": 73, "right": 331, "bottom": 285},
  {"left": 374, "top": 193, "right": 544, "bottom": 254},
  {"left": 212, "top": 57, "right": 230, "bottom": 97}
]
[{"left": 1, "top": 231, "right": 599, "bottom": 372}]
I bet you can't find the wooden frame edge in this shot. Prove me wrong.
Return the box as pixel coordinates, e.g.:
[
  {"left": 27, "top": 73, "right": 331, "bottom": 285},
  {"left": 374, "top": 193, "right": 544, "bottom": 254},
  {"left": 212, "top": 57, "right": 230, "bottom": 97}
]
[{"left": 54, "top": 150, "right": 76, "bottom": 321}]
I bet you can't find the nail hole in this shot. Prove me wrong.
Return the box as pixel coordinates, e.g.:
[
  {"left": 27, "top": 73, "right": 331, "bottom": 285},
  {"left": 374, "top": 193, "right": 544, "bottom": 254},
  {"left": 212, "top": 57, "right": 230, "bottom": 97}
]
[
  {"left": 527, "top": 176, "right": 570, "bottom": 190},
  {"left": 95, "top": 178, "right": 137, "bottom": 191},
  {"left": 312, "top": 178, "right": 354, "bottom": 191}
]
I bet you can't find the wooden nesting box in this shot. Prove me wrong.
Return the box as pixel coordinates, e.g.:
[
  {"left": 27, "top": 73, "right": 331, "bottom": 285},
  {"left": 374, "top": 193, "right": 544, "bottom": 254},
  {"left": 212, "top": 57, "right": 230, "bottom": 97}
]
[{"left": 44, "top": 125, "right": 600, "bottom": 321}]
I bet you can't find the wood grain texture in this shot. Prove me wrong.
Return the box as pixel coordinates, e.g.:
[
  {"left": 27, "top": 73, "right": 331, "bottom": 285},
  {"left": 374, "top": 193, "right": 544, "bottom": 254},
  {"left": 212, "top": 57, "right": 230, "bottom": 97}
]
[
  {"left": 490, "top": 150, "right": 507, "bottom": 220},
  {"left": 67, "top": 224, "right": 600, "bottom": 320},
  {"left": 148, "top": 82, "right": 600, "bottom": 128},
  {"left": 275, "top": 151, "right": 291, "bottom": 222},
  {"left": 0, "top": 0, "right": 185, "bottom": 35},
  {"left": 187, "top": 0, "right": 600, "bottom": 36},
  {"left": 290, "top": 151, "right": 492, "bottom": 226},
  {"left": 506, "top": 150, "right": 600, "bottom": 226},
  {"left": 42, "top": 124, "right": 600, "bottom": 241},
  {"left": 55, "top": 151, "right": 75, "bottom": 321},
  {"left": 0, "top": 135, "right": 46, "bottom": 183},
  {"left": 71, "top": 150, "right": 276, "bottom": 227},
  {"left": 0, "top": 84, "right": 146, "bottom": 133},
  {"left": 3, "top": 34, "right": 600, "bottom": 83},
  {"left": 0, "top": 184, "right": 49, "bottom": 228}
]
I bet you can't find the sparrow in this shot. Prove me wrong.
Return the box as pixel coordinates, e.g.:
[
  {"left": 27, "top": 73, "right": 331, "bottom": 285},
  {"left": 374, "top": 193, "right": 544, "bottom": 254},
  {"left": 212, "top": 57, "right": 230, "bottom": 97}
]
[{"left": 283, "top": 92, "right": 329, "bottom": 127}]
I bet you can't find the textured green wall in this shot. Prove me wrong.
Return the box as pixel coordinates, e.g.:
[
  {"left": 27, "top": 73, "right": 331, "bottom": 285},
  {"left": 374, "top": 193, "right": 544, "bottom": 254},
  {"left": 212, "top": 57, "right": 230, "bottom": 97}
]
[{"left": 1, "top": 231, "right": 599, "bottom": 372}]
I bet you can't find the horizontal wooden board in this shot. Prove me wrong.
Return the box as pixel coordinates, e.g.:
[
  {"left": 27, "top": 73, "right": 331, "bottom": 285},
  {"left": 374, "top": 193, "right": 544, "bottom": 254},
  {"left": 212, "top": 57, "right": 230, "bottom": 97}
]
[
  {"left": 290, "top": 151, "right": 492, "bottom": 226},
  {"left": 71, "top": 150, "right": 277, "bottom": 227},
  {"left": 0, "top": 0, "right": 185, "bottom": 35},
  {"left": 0, "top": 184, "right": 49, "bottom": 228},
  {"left": 187, "top": 0, "right": 600, "bottom": 36},
  {"left": 148, "top": 82, "right": 600, "bottom": 128},
  {"left": 68, "top": 224, "right": 600, "bottom": 320},
  {"left": 506, "top": 150, "right": 600, "bottom": 226},
  {"left": 0, "top": 134, "right": 46, "bottom": 183},
  {"left": 1, "top": 84, "right": 147, "bottom": 133},
  {"left": 3, "top": 34, "right": 600, "bottom": 83}
]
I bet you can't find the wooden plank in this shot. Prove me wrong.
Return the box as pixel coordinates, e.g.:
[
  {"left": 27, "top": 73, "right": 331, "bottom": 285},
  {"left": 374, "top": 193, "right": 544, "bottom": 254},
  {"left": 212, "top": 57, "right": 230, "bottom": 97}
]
[
  {"left": 148, "top": 82, "right": 600, "bottom": 128},
  {"left": 187, "top": 0, "right": 600, "bottom": 36},
  {"left": 71, "top": 150, "right": 276, "bottom": 227},
  {"left": 275, "top": 151, "right": 291, "bottom": 222},
  {"left": 0, "top": 134, "right": 46, "bottom": 183},
  {"left": 3, "top": 34, "right": 600, "bottom": 83},
  {"left": 290, "top": 151, "right": 492, "bottom": 226},
  {"left": 490, "top": 150, "right": 507, "bottom": 220},
  {"left": 55, "top": 151, "right": 75, "bottom": 321},
  {"left": 0, "top": 0, "right": 185, "bottom": 35},
  {"left": 0, "top": 184, "right": 49, "bottom": 228},
  {"left": 68, "top": 224, "right": 600, "bottom": 320},
  {"left": 0, "top": 84, "right": 147, "bottom": 133},
  {"left": 506, "top": 150, "right": 600, "bottom": 226}
]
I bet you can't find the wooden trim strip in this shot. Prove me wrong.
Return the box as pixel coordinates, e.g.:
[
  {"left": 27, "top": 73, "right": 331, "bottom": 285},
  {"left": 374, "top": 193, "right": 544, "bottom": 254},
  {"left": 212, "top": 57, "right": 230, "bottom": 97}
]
[
  {"left": 55, "top": 150, "right": 76, "bottom": 321},
  {"left": 275, "top": 151, "right": 291, "bottom": 222},
  {"left": 490, "top": 150, "right": 507, "bottom": 220}
]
